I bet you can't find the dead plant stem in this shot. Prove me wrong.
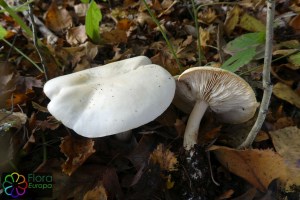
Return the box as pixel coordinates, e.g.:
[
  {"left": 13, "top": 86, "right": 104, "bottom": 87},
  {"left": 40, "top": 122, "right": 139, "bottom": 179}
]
[
  {"left": 238, "top": 0, "right": 275, "bottom": 149},
  {"left": 28, "top": 2, "right": 48, "bottom": 81}
]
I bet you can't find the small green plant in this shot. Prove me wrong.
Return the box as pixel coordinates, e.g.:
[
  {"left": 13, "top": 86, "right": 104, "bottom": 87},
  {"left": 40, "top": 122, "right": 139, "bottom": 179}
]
[
  {"left": 81, "top": 0, "right": 103, "bottom": 44},
  {"left": 221, "top": 32, "right": 266, "bottom": 72}
]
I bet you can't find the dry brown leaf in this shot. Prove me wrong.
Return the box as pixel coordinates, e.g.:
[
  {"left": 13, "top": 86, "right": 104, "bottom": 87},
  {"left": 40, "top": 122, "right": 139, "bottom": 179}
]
[
  {"left": 209, "top": 145, "right": 288, "bottom": 192},
  {"left": 198, "top": 8, "right": 217, "bottom": 24},
  {"left": 44, "top": 1, "right": 73, "bottom": 33},
  {"left": 224, "top": 6, "right": 242, "bottom": 36},
  {"left": 200, "top": 25, "right": 215, "bottom": 50},
  {"left": 62, "top": 41, "right": 98, "bottom": 68},
  {"left": 102, "top": 29, "right": 127, "bottom": 44},
  {"left": 149, "top": 144, "right": 178, "bottom": 171},
  {"left": 83, "top": 185, "right": 107, "bottom": 200},
  {"left": 74, "top": 3, "right": 88, "bottom": 17},
  {"left": 239, "top": 13, "right": 266, "bottom": 32},
  {"left": 6, "top": 90, "right": 34, "bottom": 108},
  {"left": 0, "top": 111, "right": 27, "bottom": 130},
  {"left": 289, "top": 14, "right": 300, "bottom": 34},
  {"left": 270, "top": 126, "right": 300, "bottom": 190},
  {"left": 60, "top": 135, "right": 95, "bottom": 176},
  {"left": 117, "top": 19, "right": 133, "bottom": 31},
  {"left": 273, "top": 82, "right": 300, "bottom": 108},
  {"left": 0, "top": 62, "right": 18, "bottom": 108},
  {"left": 66, "top": 25, "right": 88, "bottom": 45},
  {"left": 273, "top": 117, "right": 295, "bottom": 130}
]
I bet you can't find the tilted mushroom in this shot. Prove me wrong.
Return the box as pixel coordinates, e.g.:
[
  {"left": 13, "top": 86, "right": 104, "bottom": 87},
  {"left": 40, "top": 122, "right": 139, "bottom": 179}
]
[
  {"left": 174, "top": 67, "right": 259, "bottom": 150},
  {"left": 44, "top": 56, "right": 176, "bottom": 138}
]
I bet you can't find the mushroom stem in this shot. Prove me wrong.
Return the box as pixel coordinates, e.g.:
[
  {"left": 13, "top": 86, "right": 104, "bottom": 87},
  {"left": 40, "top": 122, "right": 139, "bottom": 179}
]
[{"left": 183, "top": 100, "right": 208, "bottom": 150}]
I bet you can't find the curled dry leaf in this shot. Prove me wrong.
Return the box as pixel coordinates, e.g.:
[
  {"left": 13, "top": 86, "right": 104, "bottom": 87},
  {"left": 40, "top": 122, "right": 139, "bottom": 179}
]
[
  {"left": 270, "top": 126, "right": 300, "bottom": 190},
  {"left": 60, "top": 135, "right": 95, "bottom": 176},
  {"left": 209, "top": 145, "right": 288, "bottom": 192},
  {"left": 224, "top": 6, "right": 242, "bottom": 36},
  {"left": 149, "top": 144, "right": 178, "bottom": 171},
  {"left": 66, "top": 25, "right": 88, "bottom": 45},
  {"left": 273, "top": 82, "right": 300, "bottom": 109},
  {"left": 83, "top": 185, "right": 107, "bottom": 200},
  {"left": 45, "top": 1, "right": 73, "bottom": 33}
]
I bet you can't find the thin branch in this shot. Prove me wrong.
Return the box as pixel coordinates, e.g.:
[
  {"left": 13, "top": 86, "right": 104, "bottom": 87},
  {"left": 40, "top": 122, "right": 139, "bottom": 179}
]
[
  {"left": 191, "top": 0, "right": 202, "bottom": 65},
  {"left": 28, "top": 2, "right": 48, "bottom": 81},
  {"left": 142, "top": 0, "right": 183, "bottom": 72},
  {"left": 2, "top": 38, "right": 44, "bottom": 72},
  {"left": 238, "top": 0, "right": 275, "bottom": 149}
]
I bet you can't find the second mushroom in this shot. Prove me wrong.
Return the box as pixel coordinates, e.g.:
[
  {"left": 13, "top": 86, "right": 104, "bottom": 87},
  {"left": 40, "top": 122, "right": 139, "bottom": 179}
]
[{"left": 174, "top": 67, "right": 259, "bottom": 150}]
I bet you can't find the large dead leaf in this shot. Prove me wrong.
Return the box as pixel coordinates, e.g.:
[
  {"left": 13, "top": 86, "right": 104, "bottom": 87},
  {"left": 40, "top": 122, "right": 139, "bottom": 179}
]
[
  {"left": 83, "top": 185, "right": 107, "bottom": 200},
  {"left": 66, "top": 25, "right": 88, "bottom": 45},
  {"left": 60, "top": 135, "right": 95, "bottom": 176},
  {"left": 44, "top": 1, "right": 73, "bottom": 33},
  {"left": 239, "top": 13, "right": 266, "bottom": 32},
  {"left": 0, "top": 111, "right": 27, "bottom": 171},
  {"left": 149, "top": 144, "right": 178, "bottom": 171},
  {"left": 224, "top": 6, "right": 242, "bottom": 36},
  {"left": 273, "top": 82, "right": 300, "bottom": 108},
  {"left": 0, "top": 62, "right": 18, "bottom": 108},
  {"left": 209, "top": 145, "right": 287, "bottom": 192},
  {"left": 270, "top": 126, "right": 300, "bottom": 190}
]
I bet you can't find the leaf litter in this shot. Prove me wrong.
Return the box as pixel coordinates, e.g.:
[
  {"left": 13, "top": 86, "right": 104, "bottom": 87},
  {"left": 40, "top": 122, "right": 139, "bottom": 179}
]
[{"left": 0, "top": 0, "right": 300, "bottom": 199}]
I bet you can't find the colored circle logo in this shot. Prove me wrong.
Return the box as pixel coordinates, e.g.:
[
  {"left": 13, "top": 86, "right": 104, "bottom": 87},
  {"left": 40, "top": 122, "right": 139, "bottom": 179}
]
[{"left": 2, "top": 172, "right": 28, "bottom": 198}]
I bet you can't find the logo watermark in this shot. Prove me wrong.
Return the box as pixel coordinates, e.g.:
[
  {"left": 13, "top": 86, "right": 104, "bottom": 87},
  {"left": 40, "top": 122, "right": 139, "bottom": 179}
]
[{"left": 1, "top": 172, "right": 53, "bottom": 199}]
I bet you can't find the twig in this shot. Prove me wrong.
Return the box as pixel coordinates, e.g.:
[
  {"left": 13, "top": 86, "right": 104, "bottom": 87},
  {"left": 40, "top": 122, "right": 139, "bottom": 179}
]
[
  {"left": 27, "top": 2, "right": 48, "bottom": 81},
  {"left": 22, "top": 10, "right": 58, "bottom": 45},
  {"left": 191, "top": 0, "right": 202, "bottom": 65},
  {"left": 142, "top": 0, "right": 183, "bottom": 72},
  {"left": 238, "top": 0, "right": 275, "bottom": 149},
  {"left": 2, "top": 38, "right": 44, "bottom": 72}
]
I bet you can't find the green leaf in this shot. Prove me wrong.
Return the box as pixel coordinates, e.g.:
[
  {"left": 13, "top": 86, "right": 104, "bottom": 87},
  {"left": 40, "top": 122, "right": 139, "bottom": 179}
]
[
  {"left": 224, "top": 32, "right": 265, "bottom": 54},
  {"left": 81, "top": 0, "right": 89, "bottom": 3},
  {"left": 288, "top": 52, "right": 300, "bottom": 67},
  {"left": 221, "top": 48, "right": 256, "bottom": 72},
  {"left": 0, "top": 25, "right": 7, "bottom": 39},
  {"left": 85, "top": 0, "right": 102, "bottom": 43},
  {"left": 0, "top": 0, "right": 33, "bottom": 38}
]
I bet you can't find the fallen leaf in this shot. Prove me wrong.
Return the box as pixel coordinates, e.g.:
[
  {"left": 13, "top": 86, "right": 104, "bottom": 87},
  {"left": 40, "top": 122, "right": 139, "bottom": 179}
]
[
  {"left": 117, "top": 19, "right": 133, "bottom": 31},
  {"left": 289, "top": 14, "right": 300, "bottom": 34},
  {"left": 239, "top": 13, "right": 266, "bottom": 32},
  {"left": 198, "top": 8, "right": 217, "bottom": 24},
  {"left": 34, "top": 116, "right": 60, "bottom": 132},
  {"left": 74, "top": 3, "right": 88, "bottom": 17},
  {"left": 0, "top": 110, "right": 27, "bottom": 131},
  {"left": 66, "top": 25, "right": 88, "bottom": 45},
  {"left": 0, "top": 62, "right": 18, "bottom": 108},
  {"left": 60, "top": 135, "right": 95, "bottom": 176},
  {"left": 273, "top": 117, "right": 295, "bottom": 130},
  {"left": 0, "top": 110, "right": 27, "bottom": 171},
  {"left": 102, "top": 29, "right": 127, "bottom": 44},
  {"left": 44, "top": 1, "right": 73, "bottom": 33},
  {"left": 224, "top": 6, "right": 242, "bottom": 36},
  {"left": 149, "top": 144, "right": 178, "bottom": 171},
  {"left": 83, "top": 185, "right": 107, "bottom": 200},
  {"left": 269, "top": 126, "right": 300, "bottom": 190},
  {"left": 288, "top": 52, "right": 300, "bottom": 69},
  {"left": 209, "top": 145, "right": 288, "bottom": 192},
  {"left": 273, "top": 82, "right": 300, "bottom": 108}
]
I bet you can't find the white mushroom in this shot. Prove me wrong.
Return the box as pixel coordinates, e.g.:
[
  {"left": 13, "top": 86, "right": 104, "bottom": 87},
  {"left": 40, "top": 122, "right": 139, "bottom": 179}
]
[
  {"left": 44, "top": 56, "right": 176, "bottom": 138},
  {"left": 175, "top": 67, "right": 259, "bottom": 150}
]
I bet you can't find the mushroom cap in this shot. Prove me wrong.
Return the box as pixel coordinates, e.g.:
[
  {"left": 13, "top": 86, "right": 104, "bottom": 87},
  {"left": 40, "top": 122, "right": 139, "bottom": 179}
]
[
  {"left": 44, "top": 56, "right": 176, "bottom": 138},
  {"left": 175, "top": 67, "right": 258, "bottom": 124}
]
